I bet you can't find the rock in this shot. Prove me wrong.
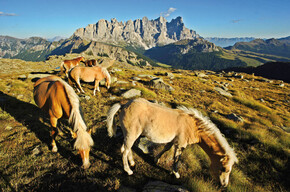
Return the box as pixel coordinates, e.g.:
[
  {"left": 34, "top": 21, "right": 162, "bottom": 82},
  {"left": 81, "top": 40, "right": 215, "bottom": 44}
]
[
  {"left": 137, "top": 137, "right": 156, "bottom": 154},
  {"left": 195, "top": 72, "right": 207, "bottom": 78},
  {"left": 279, "top": 83, "right": 285, "bottom": 87},
  {"left": 121, "top": 89, "right": 141, "bottom": 98},
  {"left": 226, "top": 113, "right": 244, "bottom": 122},
  {"left": 214, "top": 87, "right": 232, "bottom": 97},
  {"left": 116, "top": 80, "right": 129, "bottom": 84},
  {"left": 142, "top": 181, "right": 189, "bottom": 192},
  {"left": 73, "top": 16, "right": 198, "bottom": 50},
  {"left": 165, "top": 72, "right": 174, "bottom": 79},
  {"left": 5, "top": 126, "right": 12, "bottom": 130},
  {"left": 31, "top": 146, "right": 41, "bottom": 157},
  {"left": 27, "top": 74, "right": 51, "bottom": 79},
  {"left": 18, "top": 75, "right": 27, "bottom": 80},
  {"left": 132, "top": 77, "right": 141, "bottom": 81},
  {"left": 150, "top": 78, "right": 174, "bottom": 92},
  {"left": 138, "top": 74, "right": 156, "bottom": 79}
]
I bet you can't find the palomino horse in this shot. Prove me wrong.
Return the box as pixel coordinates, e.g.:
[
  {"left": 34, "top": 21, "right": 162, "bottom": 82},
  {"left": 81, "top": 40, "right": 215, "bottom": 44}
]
[
  {"left": 34, "top": 75, "right": 94, "bottom": 169},
  {"left": 68, "top": 66, "right": 111, "bottom": 96},
  {"left": 60, "top": 56, "right": 85, "bottom": 77},
  {"left": 84, "top": 59, "right": 98, "bottom": 67},
  {"left": 107, "top": 98, "right": 238, "bottom": 187}
]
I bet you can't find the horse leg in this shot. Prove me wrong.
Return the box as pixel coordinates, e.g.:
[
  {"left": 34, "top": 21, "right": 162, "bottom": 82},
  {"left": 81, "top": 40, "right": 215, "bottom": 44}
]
[
  {"left": 76, "top": 78, "right": 85, "bottom": 93},
  {"left": 94, "top": 80, "right": 100, "bottom": 96},
  {"left": 121, "top": 132, "right": 140, "bottom": 175},
  {"left": 154, "top": 142, "right": 174, "bottom": 164},
  {"left": 172, "top": 145, "right": 183, "bottom": 178},
  {"left": 50, "top": 116, "right": 59, "bottom": 152}
]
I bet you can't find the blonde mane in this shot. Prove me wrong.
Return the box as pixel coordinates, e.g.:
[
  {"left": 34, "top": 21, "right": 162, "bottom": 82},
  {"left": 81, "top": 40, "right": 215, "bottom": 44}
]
[
  {"left": 58, "top": 78, "right": 93, "bottom": 150},
  {"left": 177, "top": 106, "right": 238, "bottom": 164},
  {"left": 101, "top": 67, "right": 111, "bottom": 83}
]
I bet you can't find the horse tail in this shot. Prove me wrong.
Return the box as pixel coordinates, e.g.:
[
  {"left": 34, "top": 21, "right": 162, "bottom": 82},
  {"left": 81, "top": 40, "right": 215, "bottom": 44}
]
[
  {"left": 58, "top": 78, "right": 94, "bottom": 150},
  {"left": 107, "top": 103, "right": 121, "bottom": 137}
]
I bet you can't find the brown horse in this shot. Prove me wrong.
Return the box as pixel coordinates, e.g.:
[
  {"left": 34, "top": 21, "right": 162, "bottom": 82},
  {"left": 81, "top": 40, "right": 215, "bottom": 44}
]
[
  {"left": 34, "top": 75, "right": 94, "bottom": 169},
  {"left": 60, "top": 56, "right": 85, "bottom": 77},
  {"left": 68, "top": 66, "right": 111, "bottom": 96},
  {"left": 84, "top": 59, "right": 98, "bottom": 67},
  {"left": 107, "top": 98, "right": 238, "bottom": 187}
]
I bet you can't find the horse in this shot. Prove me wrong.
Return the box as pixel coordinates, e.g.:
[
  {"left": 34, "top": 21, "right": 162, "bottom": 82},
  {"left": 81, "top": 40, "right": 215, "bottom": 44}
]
[
  {"left": 33, "top": 75, "right": 94, "bottom": 169},
  {"left": 60, "top": 56, "right": 85, "bottom": 77},
  {"left": 68, "top": 66, "right": 111, "bottom": 96},
  {"left": 107, "top": 98, "right": 238, "bottom": 187},
  {"left": 84, "top": 59, "right": 98, "bottom": 67}
]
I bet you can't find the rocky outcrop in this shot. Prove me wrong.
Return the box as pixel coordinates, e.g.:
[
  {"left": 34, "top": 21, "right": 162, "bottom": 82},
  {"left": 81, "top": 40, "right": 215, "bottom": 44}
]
[{"left": 72, "top": 16, "right": 199, "bottom": 49}]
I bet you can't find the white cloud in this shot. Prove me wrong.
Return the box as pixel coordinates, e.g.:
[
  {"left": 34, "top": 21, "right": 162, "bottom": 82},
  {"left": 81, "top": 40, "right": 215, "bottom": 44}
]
[
  {"left": 160, "top": 7, "right": 177, "bottom": 18},
  {"left": 231, "top": 19, "right": 241, "bottom": 23},
  {"left": 0, "top": 11, "right": 17, "bottom": 16}
]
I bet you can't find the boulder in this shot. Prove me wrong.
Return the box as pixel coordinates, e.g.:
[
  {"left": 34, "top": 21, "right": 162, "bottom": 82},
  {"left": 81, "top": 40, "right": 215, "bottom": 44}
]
[
  {"left": 142, "top": 181, "right": 189, "bottom": 192},
  {"left": 121, "top": 89, "right": 141, "bottom": 98},
  {"left": 214, "top": 87, "right": 232, "bottom": 97},
  {"left": 150, "top": 78, "right": 174, "bottom": 92},
  {"left": 226, "top": 113, "right": 244, "bottom": 122}
]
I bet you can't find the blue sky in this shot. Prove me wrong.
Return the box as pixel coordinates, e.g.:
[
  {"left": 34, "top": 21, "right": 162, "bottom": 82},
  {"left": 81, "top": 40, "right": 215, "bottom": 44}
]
[{"left": 0, "top": 0, "right": 289, "bottom": 39}]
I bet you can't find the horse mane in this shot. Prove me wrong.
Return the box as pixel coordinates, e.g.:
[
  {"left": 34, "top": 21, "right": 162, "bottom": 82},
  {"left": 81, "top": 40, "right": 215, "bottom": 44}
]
[
  {"left": 101, "top": 67, "right": 111, "bottom": 83},
  {"left": 57, "top": 78, "right": 93, "bottom": 150},
  {"left": 177, "top": 106, "right": 238, "bottom": 164}
]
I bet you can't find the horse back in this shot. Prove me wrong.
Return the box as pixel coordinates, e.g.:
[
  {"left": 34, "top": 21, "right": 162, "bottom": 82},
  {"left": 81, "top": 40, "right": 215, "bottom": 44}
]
[
  {"left": 121, "top": 98, "right": 197, "bottom": 144},
  {"left": 34, "top": 76, "right": 71, "bottom": 119}
]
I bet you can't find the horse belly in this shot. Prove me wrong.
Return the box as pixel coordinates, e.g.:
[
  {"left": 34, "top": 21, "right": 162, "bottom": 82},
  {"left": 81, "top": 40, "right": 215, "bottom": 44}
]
[{"left": 142, "top": 125, "right": 176, "bottom": 144}]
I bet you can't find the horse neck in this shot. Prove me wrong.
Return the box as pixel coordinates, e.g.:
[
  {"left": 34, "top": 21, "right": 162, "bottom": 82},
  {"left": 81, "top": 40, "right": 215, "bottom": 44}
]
[{"left": 197, "top": 131, "right": 226, "bottom": 161}]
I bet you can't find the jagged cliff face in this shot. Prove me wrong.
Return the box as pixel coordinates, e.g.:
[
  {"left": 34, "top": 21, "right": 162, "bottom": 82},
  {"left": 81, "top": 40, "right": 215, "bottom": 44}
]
[{"left": 72, "top": 16, "right": 199, "bottom": 49}]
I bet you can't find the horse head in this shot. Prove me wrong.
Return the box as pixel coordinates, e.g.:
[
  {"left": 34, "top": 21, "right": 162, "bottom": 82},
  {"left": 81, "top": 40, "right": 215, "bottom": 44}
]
[
  {"left": 210, "top": 154, "right": 238, "bottom": 187},
  {"left": 71, "top": 129, "right": 93, "bottom": 169}
]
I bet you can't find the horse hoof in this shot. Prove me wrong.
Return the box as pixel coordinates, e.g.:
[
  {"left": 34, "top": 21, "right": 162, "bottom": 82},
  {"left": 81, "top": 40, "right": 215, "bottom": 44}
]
[
  {"left": 129, "top": 161, "right": 135, "bottom": 167},
  {"left": 82, "top": 162, "right": 91, "bottom": 169},
  {"left": 52, "top": 146, "right": 58, "bottom": 153},
  {"left": 172, "top": 171, "right": 180, "bottom": 179},
  {"left": 126, "top": 170, "right": 133, "bottom": 175},
  {"left": 154, "top": 158, "right": 160, "bottom": 164}
]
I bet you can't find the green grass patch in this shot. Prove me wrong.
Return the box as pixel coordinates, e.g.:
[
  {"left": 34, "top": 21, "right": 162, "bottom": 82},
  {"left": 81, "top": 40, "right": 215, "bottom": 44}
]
[{"left": 233, "top": 96, "right": 272, "bottom": 114}]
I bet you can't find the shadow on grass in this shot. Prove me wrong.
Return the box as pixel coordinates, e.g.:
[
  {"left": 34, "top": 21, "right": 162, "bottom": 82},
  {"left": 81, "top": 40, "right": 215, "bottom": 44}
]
[{"left": 0, "top": 91, "right": 81, "bottom": 168}]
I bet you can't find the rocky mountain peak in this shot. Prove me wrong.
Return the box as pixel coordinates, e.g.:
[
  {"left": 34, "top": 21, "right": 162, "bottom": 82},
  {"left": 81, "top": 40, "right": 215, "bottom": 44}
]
[{"left": 72, "top": 16, "right": 199, "bottom": 49}]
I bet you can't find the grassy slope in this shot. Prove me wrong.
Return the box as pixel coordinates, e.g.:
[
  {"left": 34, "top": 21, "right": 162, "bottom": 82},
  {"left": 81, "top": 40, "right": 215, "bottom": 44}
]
[{"left": 0, "top": 56, "right": 289, "bottom": 192}]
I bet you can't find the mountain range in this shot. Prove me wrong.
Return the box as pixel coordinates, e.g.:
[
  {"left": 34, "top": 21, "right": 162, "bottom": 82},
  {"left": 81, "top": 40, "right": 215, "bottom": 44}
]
[
  {"left": 205, "top": 37, "right": 255, "bottom": 47},
  {"left": 72, "top": 16, "right": 199, "bottom": 50},
  {"left": 226, "top": 37, "right": 290, "bottom": 58},
  {"left": 0, "top": 16, "right": 290, "bottom": 71}
]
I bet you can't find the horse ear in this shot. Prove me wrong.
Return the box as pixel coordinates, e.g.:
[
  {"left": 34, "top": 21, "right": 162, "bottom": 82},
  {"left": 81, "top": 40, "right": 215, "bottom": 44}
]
[
  {"left": 87, "top": 129, "right": 92, "bottom": 135},
  {"left": 70, "top": 130, "right": 77, "bottom": 139}
]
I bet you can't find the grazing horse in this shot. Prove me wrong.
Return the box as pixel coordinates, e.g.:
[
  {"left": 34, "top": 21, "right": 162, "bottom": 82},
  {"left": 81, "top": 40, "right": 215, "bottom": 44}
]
[
  {"left": 107, "top": 98, "right": 238, "bottom": 187},
  {"left": 68, "top": 66, "right": 111, "bottom": 96},
  {"left": 60, "top": 56, "right": 85, "bottom": 77},
  {"left": 33, "top": 75, "right": 94, "bottom": 169},
  {"left": 84, "top": 59, "right": 98, "bottom": 67}
]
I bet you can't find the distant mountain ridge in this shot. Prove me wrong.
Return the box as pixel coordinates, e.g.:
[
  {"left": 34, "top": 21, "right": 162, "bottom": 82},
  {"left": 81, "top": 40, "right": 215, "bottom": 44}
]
[
  {"left": 226, "top": 36, "right": 290, "bottom": 58},
  {"left": 205, "top": 37, "right": 255, "bottom": 47},
  {"left": 144, "top": 39, "right": 247, "bottom": 71},
  {"left": 0, "top": 35, "right": 63, "bottom": 61},
  {"left": 72, "top": 16, "right": 199, "bottom": 49}
]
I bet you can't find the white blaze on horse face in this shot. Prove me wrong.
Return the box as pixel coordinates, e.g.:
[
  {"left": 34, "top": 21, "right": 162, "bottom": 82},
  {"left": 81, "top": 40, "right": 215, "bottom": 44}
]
[
  {"left": 79, "top": 149, "right": 90, "bottom": 169},
  {"left": 219, "top": 165, "right": 232, "bottom": 187}
]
